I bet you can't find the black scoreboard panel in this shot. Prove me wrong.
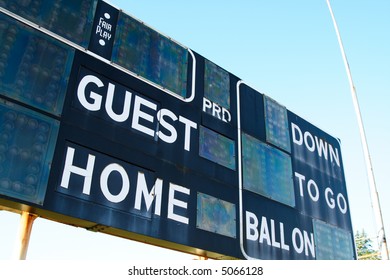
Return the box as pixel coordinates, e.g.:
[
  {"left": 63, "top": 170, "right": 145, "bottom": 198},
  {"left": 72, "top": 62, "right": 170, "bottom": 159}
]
[{"left": 0, "top": 1, "right": 356, "bottom": 260}]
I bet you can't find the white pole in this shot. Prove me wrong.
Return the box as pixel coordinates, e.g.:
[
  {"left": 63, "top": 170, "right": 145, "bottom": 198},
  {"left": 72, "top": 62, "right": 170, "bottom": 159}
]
[{"left": 326, "top": 0, "right": 389, "bottom": 260}]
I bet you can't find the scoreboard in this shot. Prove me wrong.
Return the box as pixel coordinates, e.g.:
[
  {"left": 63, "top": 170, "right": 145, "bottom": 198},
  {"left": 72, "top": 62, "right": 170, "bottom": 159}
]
[{"left": 0, "top": 0, "right": 356, "bottom": 260}]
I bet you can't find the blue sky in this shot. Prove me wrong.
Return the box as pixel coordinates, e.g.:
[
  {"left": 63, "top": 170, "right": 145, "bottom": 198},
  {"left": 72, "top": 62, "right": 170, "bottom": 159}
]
[{"left": 1, "top": 0, "right": 390, "bottom": 259}]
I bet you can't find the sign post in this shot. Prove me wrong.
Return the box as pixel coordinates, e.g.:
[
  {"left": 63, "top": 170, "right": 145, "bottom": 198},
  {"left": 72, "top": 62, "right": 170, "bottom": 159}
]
[
  {"left": 14, "top": 212, "right": 37, "bottom": 260},
  {"left": 326, "top": 0, "right": 388, "bottom": 260}
]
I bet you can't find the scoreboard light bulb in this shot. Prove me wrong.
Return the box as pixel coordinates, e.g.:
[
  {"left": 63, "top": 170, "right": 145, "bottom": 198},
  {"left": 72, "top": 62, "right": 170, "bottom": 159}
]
[
  {"left": 112, "top": 11, "right": 188, "bottom": 98},
  {"left": 264, "top": 95, "right": 291, "bottom": 153},
  {"left": 204, "top": 59, "right": 230, "bottom": 109},
  {"left": 196, "top": 192, "right": 236, "bottom": 238},
  {"left": 0, "top": 100, "right": 59, "bottom": 205},
  {"left": 0, "top": 13, "right": 74, "bottom": 115},
  {"left": 199, "top": 126, "right": 236, "bottom": 170},
  {"left": 242, "top": 133, "right": 295, "bottom": 207}
]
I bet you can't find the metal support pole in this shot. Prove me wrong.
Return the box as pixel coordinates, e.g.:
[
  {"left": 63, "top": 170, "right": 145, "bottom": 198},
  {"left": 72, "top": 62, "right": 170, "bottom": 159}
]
[
  {"left": 14, "top": 211, "right": 37, "bottom": 260},
  {"left": 326, "top": 0, "right": 389, "bottom": 260}
]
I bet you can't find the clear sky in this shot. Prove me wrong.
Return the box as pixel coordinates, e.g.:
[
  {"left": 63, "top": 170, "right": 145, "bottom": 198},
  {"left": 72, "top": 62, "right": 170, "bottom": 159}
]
[{"left": 1, "top": 0, "right": 390, "bottom": 259}]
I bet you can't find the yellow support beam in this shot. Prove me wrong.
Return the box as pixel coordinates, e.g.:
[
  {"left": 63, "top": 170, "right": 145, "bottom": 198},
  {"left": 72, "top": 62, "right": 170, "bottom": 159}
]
[{"left": 14, "top": 211, "right": 37, "bottom": 260}]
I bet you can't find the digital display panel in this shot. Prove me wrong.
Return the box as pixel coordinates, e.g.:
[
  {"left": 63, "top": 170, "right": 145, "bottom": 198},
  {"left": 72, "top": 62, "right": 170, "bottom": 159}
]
[
  {"left": 242, "top": 132, "right": 295, "bottom": 207},
  {"left": 112, "top": 11, "right": 188, "bottom": 98},
  {"left": 313, "top": 219, "right": 354, "bottom": 260},
  {"left": 0, "top": 0, "right": 97, "bottom": 48},
  {"left": 0, "top": 99, "right": 59, "bottom": 205},
  {"left": 204, "top": 59, "right": 230, "bottom": 109},
  {"left": 0, "top": 13, "right": 74, "bottom": 116},
  {"left": 199, "top": 126, "right": 236, "bottom": 170},
  {"left": 196, "top": 192, "right": 236, "bottom": 238},
  {"left": 264, "top": 95, "right": 291, "bottom": 152}
]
